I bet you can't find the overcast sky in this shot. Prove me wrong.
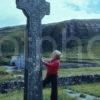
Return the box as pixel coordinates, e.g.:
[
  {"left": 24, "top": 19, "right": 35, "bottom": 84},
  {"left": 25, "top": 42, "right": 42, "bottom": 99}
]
[{"left": 0, "top": 0, "right": 100, "bottom": 28}]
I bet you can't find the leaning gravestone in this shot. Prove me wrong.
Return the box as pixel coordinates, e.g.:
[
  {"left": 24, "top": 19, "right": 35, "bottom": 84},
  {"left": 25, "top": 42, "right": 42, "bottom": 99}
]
[{"left": 16, "top": 0, "right": 50, "bottom": 100}]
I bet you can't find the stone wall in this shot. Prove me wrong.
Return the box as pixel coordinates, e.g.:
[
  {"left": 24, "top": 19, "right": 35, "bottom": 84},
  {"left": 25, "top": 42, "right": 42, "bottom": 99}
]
[
  {"left": 58, "top": 74, "right": 100, "bottom": 86},
  {"left": 0, "top": 74, "right": 100, "bottom": 93},
  {"left": 0, "top": 80, "right": 24, "bottom": 93}
]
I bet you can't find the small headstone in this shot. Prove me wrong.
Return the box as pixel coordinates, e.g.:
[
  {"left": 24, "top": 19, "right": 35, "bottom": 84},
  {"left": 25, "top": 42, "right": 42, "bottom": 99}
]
[{"left": 16, "top": 0, "right": 50, "bottom": 100}]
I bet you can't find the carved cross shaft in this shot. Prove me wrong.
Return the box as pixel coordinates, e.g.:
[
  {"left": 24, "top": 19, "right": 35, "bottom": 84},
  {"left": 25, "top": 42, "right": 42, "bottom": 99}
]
[{"left": 16, "top": 0, "right": 50, "bottom": 100}]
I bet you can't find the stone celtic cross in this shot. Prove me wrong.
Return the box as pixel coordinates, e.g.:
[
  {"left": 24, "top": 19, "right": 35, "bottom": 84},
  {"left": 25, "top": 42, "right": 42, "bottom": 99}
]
[{"left": 16, "top": 0, "right": 50, "bottom": 100}]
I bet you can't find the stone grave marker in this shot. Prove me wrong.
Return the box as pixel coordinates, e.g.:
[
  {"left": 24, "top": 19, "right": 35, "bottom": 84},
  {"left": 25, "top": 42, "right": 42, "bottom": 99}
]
[{"left": 16, "top": 0, "right": 50, "bottom": 100}]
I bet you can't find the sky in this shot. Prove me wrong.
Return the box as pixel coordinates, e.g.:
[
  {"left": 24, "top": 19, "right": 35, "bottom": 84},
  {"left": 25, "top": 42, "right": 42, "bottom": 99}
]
[{"left": 0, "top": 0, "right": 100, "bottom": 28}]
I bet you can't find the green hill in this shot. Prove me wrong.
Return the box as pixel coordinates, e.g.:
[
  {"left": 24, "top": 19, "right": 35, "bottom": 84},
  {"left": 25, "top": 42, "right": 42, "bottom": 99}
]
[{"left": 0, "top": 19, "right": 100, "bottom": 64}]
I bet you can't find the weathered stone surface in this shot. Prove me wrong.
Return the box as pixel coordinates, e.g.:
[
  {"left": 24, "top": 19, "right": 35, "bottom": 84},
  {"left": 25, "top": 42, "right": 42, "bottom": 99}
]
[{"left": 16, "top": 0, "right": 50, "bottom": 100}]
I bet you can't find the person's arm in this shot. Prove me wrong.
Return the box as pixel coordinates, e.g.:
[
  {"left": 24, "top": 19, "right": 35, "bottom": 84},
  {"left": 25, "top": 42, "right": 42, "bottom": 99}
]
[
  {"left": 42, "top": 58, "right": 49, "bottom": 66},
  {"left": 42, "top": 57, "right": 52, "bottom": 62},
  {"left": 42, "top": 60, "right": 58, "bottom": 67}
]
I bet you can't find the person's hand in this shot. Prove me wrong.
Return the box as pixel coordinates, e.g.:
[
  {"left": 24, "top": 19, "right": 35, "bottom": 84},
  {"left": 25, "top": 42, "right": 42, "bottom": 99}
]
[
  {"left": 42, "top": 57, "right": 52, "bottom": 63},
  {"left": 42, "top": 57, "right": 46, "bottom": 63}
]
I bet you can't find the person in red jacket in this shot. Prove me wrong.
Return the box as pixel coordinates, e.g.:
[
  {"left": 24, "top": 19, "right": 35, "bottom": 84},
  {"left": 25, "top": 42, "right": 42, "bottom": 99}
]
[{"left": 42, "top": 50, "right": 61, "bottom": 100}]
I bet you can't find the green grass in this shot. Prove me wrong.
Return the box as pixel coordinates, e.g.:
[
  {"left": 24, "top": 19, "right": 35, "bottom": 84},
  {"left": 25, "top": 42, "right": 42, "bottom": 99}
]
[
  {"left": 43, "top": 88, "right": 76, "bottom": 100},
  {"left": 1, "top": 84, "right": 100, "bottom": 100},
  {"left": 0, "top": 66, "right": 7, "bottom": 72},
  {"left": 0, "top": 90, "right": 23, "bottom": 100},
  {"left": 0, "top": 66, "right": 18, "bottom": 83},
  {"left": 43, "top": 67, "right": 100, "bottom": 78},
  {"left": 0, "top": 67, "right": 100, "bottom": 99},
  {"left": 71, "top": 83, "right": 100, "bottom": 97},
  {"left": 0, "top": 74, "right": 14, "bottom": 82},
  {"left": 0, "top": 89, "right": 76, "bottom": 100},
  {"left": 0, "top": 66, "right": 14, "bottom": 82},
  {"left": 0, "top": 66, "right": 100, "bottom": 82},
  {"left": 58, "top": 67, "right": 100, "bottom": 77}
]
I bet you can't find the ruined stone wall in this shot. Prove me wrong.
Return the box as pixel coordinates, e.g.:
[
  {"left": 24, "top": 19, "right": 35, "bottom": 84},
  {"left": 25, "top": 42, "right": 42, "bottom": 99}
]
[{"left": 0, "top": 74, "right": 100, "bottom": 93}]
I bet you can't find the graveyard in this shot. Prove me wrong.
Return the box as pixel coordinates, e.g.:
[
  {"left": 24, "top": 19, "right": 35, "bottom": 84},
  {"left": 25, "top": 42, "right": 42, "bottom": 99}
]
[
  {"left": 0, "top": 64, "right": 100, "bottom": 99},
  {"left": 0, "top": 0, "right": 100, "bottom": 100}
]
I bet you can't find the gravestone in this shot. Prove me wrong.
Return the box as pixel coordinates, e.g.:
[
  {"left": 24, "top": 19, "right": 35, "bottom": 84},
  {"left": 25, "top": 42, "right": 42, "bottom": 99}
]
[{"left": 16, "top": 0, "right": 50, "bottom": 100}]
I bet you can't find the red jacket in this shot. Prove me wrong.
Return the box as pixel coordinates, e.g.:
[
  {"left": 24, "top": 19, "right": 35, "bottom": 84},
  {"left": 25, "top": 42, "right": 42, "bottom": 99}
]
[{"left": 43, "top": 59, "right": 60, "bottom": 76}]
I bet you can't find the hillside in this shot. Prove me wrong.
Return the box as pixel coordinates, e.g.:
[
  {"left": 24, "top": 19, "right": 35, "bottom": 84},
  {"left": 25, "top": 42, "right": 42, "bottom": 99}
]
[{"left": 0, "top": 19, "right": 100, "bottom": 58}]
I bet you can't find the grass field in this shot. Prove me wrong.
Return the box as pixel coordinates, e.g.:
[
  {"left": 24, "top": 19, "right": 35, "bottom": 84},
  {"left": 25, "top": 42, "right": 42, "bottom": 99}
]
[
  {"left": 0, "top": 66, "right": 100, "bottom": 82},
  {"left": 43, "top": 67, "right": 100, "bottom": 78},
  {"left": 0, "top": 66, "right": 7, "bottom": 72},
  {"left": 0, "top": 89, "right": 76, "bottom": 100},
  {"left": 0, "top": 66, "right": 14, "bottom": 82},
  {"left": 71, "top": 83, "right": 100, "bottom": 97},
  {"left": 0, "top": 66, "right": 100, "bottom": 99},
  {"left": 58, "top": 67, "right": 100, "bottom": 77},
  {"left": 43, "top": 88, "right": 76, "bottom": 100},
  {"left": 0, "top": 66, "right": 24, "bottom": 82},
  {"left": 1, "top": 83, "right": 100, "bottom": 100}
]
